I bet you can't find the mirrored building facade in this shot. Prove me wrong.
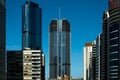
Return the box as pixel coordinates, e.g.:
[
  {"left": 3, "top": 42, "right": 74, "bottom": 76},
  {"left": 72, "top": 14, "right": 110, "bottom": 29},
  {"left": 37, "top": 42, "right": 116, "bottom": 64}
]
[
  {"left": 22, "top": 1, "right": 42, "bottom": 50},
  {"left": 49, "top": 19, "right": 71, "bottom": 79}
]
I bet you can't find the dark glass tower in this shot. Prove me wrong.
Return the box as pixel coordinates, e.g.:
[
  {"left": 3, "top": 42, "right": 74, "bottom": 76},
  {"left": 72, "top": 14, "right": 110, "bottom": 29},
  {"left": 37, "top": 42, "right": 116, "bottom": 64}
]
[
  {"left": 101, "top": 11, "right": 109, "bottom": 80},
  {"left": 7, "top": 51, "right": 23, "bottom": 80},
  {"left": 95, "top": 34, "right": 102, "bottom": 80},
  {"left": 91, "top": 41, "right": 96, "bottom": 80},
  {"left": 49, "top": 19, "right": 71, "bottom": 79},
  {"left": 0, "top": 0, "right": 6, "bottom": 80},
  {"left": 108, "top": 0, "right": 120, "bottom": 79},
  {"left": 22, "top": 1, "right": 42, "bottom": 50}
]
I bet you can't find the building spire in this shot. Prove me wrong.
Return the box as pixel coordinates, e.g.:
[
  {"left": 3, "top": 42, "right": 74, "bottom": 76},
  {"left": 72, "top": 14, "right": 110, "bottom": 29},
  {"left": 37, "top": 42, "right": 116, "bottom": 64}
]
[{"left": 59, "top": 8, "right": 61, "bottom": 20}]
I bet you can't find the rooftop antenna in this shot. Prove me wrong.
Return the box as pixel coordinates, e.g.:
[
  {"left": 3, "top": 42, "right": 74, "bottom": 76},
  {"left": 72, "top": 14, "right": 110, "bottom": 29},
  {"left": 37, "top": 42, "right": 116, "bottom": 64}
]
[{"left": 59, "top": 8, "right": 61, "bottom": 20}]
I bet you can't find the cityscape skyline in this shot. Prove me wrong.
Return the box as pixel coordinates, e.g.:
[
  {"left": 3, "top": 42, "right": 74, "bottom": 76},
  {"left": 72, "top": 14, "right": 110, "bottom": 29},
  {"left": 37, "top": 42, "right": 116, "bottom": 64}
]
[
  {"left": 84, "top": 0, "right": 120, "bottom": 80},
  {"left": 6, "top": 0, "right": 108, "bottom": 78}
]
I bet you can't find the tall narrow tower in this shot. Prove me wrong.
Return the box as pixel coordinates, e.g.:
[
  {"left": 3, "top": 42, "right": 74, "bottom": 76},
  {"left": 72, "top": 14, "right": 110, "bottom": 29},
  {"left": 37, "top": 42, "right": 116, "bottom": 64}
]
[
  {"left": 22, "top": 1, "right": 42, "bottom": 50},
  {"left": 22, "top": 1, "right": 45, "bottom": 80},
  {"left": 83, "top": 42, "right": 92, "bottom": 80},
  {"left": 108, "top": 0, "right": 120, "bottom": 79},
  {"left": 0, "top": 0, "right": 6, "bottom": 79},
  {"left": 100, "top": 10, "right": 109, "bottom": 80},
  {"left": 49, "top": 19, "right": 71, "bottom": 79}
]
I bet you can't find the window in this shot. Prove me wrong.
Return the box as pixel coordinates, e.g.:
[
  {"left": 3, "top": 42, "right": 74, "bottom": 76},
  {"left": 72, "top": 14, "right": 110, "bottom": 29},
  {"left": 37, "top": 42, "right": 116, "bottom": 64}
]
[
  {"left": 110, "top": 46, "right": 118, "bottom": 52},
  {"left": 109, "top": 31, "right": 119, "bottom": 39},
  {"left": 109, "top": 24, "right": 119, "bottom": 32},
  {"left": 110, "top": 38, "right": 118, "bottom": 45}
]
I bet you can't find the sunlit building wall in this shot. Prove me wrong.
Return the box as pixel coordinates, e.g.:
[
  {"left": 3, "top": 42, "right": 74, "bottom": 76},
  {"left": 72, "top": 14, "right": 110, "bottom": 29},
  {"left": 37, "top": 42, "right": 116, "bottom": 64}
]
[{"left": 23, "top": 49, "right": 44, "bottom": 80}]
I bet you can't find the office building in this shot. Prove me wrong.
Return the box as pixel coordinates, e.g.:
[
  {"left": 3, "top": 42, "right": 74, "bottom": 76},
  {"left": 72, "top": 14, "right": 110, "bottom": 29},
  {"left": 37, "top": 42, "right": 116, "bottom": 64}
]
[
  {"left": 83, "top": 42, "right": 92, "bottom": 80},
  {"left": 41, "top": 54, "right": 45, "bottom": 80},
  {"left": 0, "top": 0, "right": 6, "bottom": 79},
  {"left": 91, "top": 41, "right": 96, "bottom": 80},
  {"left": 49, "top": 19, "right": 71, "bottom": 79},
  {"left": 107, "top": 0, "right": 120, "bottom": 79},
  {"left": 22, "top": 1, "right": 42, "bottom": 50},
  {"left": 22, "top": 1, "right": 45, "bottom": 80},
  {"left": 100, "top": 10, "right": 109, "bottom": 80},
  {"left": 95, "top": 34, "right": 101, "bottom": 80},
  {"left": 23, "top": 49, "right": 45, "bottom": 80},
  {"left": 7, "top": 51, "right": 23, "bottom": 80}
]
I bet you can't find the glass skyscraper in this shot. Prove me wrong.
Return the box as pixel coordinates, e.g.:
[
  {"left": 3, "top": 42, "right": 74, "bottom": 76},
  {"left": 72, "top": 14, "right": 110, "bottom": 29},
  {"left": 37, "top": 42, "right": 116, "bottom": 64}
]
[
  {"left": 108, "top": 0, "right": 120, "bottom": 79},
  {"left": 22, "top": 1, "right": 45, "bottom": 80},
  {"left": 22, "top": 1, "right": 42, "bottom": 50},
  {"left": 49, "top": 19, "right": 71, "bottom": 79},
  {"left": 0, "top": 0, "right": 6, "bottom": 79},
  {"left": 101, "top": 10, "right": 109, "bottom": 80}
]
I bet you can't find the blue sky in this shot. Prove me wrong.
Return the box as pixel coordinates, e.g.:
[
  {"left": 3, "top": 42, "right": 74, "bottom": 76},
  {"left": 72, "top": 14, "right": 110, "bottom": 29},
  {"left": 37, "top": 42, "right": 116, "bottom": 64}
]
[{"left": 6, "top": 0, "right": 108, "bottom": 78}]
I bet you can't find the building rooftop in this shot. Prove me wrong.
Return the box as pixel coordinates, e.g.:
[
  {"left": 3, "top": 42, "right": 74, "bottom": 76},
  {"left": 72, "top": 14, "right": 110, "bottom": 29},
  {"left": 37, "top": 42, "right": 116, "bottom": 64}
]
[{"left": 85, "top": 42, "right": 92, "bottom": 47}]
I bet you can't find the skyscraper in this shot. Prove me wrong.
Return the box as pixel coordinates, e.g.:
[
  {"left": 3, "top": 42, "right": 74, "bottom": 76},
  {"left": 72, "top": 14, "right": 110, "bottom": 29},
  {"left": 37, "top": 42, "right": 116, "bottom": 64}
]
[
  {"left": 107, "top": 0, "right": 120, "bottom": 79},
  {"left": 23, "top": 49, "right": 45, "bottom": 80},
  {"left": 95, "top": 34, "right": 101, "bottom": 80},
  {"left": 83, "top": 42, "right": 92, "bottom": 80},
  {"left": 91, "top": 41, "right": 96, "bottom": 80},
  {"left": 7, "top": 51, "right": 23, "bottom": 80},
  {"left": 0, "top": 0, "right": 6, "bottom": 79},
  {"left": 101, "top": 10, "right": 109, "bottom": 80},
  {"left": 22, "top": 1, "right": 42, "bottom": 50},
  {"left": 22, "top": 1, "right": 45, "bottom": 80},
  {"left": 49, "top": 19, "right": 71, "bottom": 79}
]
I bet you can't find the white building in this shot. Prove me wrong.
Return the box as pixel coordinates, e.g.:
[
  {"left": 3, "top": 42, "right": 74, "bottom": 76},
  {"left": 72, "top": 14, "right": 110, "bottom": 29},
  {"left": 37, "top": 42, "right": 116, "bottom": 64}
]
[{"left": 83, "top": 43, "right": 93, "bottom": 80}]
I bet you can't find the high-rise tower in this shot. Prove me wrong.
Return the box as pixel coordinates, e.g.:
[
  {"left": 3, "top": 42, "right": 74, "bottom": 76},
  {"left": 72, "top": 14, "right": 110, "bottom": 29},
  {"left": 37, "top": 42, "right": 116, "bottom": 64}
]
[
  {"left": 0, "top": 0, "right": 6, "bottom": 79},
  {"left": 22, "top": 1, "right": 45, "bottom": 80},
  {"left": 101, "top": 10, "right": 109, "bottom": 80},
  {"left": 108, "top": 0, "right": 120, "bottom": 79},
  {"left": 83, "top": 42, "right": 92, "bottom": 80},
  {"left": 22, "top": 1, "right": 42, "bottom": 50},
  {"left": 49, "top": 19, "right": 71, "bottom": 79}
]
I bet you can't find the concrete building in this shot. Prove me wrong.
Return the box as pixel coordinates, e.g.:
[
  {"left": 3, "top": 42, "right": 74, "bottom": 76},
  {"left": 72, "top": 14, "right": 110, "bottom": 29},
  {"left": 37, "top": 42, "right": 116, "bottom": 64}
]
[
  {"left": 23, "top": 49, "right": 45, "bottom": 80},
  {"left": 83, "top": 42, "right": 92, "bottom": 80}
]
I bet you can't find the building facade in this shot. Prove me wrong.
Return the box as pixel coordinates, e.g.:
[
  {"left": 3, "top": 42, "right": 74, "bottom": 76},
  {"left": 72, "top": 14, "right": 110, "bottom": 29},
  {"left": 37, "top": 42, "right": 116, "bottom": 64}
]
[
  {"left": 7, "top": 51, "right": 23, "bottom": 80},
  {"left": 91, "top": 41, "right": 96, "bottom": 80},
  {"left": 23, "top": 49, "right": 45, "bottom": 80},
  {"left": 22, "top": 1, "right": 45, "bottom": 80},
  {"left": 101, "top": 10, "right": 109, "bottom": 80},
  {"left": 95, "top": 34, "right": 101, "bottom": 80},
  {"left": 0, "top": 0, "right": 6, "bottom": 80},
  {"left": 83, "top": 42, "right": 92, "bottom": 80},
  {"left": 107, "top": 0, "right": 120, "bottom": 79},
  {"left": 49, "top": 19, "right": 71, "bottom": 79},
  {"left": 22, "top": 1, "right": 42, "bottom": 50}
]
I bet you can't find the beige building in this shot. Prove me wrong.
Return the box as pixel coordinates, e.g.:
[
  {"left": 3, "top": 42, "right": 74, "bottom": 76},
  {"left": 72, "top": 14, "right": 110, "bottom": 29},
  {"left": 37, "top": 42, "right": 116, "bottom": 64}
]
[{"left": 23, "top": 49, "right": 45, "bottom": 80}]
